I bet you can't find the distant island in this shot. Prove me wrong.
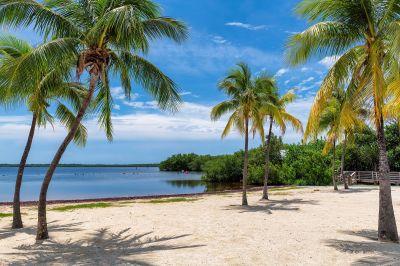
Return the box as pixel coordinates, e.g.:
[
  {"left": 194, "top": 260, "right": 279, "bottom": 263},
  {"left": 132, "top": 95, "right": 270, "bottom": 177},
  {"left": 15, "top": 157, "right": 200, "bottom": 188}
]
[{"left": 0, "top": 163, "right": 159, "bottom": 168}]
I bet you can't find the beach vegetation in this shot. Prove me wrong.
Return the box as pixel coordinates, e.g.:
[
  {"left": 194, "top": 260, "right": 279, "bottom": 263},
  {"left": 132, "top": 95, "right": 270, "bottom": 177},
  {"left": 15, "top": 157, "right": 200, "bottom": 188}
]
[
  {"left": 0, "top": 213, "right": 13, "bottom": 218},
  {"left": 51, "top": 202, "right": 113, "bottom": 212},
  {"left": 141, "top": 197, "right": 199, "bottom": 204}
]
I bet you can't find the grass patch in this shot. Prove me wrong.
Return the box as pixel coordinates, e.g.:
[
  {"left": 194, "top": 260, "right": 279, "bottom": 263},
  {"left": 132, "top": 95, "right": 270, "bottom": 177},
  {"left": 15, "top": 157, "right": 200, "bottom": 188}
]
[
  {"left": 51, "top": 202, "right": 112, "bottom": 212},
  {"left": 141, "top": 197, "right": 198, "bottom": 204},
  {"left": 269, "top": 186, "right": 300, "bottom": 192},
  {"left": 0, "top": 213, "right": 12, "bottom": 219}
]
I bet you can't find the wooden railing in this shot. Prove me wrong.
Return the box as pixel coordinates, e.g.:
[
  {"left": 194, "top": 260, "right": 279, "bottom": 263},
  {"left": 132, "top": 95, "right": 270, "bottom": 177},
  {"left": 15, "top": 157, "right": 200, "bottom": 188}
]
[{"left": 341, "top": 171, "right": 400, "bottom": 185}]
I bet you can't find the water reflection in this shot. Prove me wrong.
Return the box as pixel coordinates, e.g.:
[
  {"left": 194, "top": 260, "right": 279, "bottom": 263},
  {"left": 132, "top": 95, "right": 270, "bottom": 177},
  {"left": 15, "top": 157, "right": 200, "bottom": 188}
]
[{"left": 166, "top": 180, "right": 242, "bottom": 193}]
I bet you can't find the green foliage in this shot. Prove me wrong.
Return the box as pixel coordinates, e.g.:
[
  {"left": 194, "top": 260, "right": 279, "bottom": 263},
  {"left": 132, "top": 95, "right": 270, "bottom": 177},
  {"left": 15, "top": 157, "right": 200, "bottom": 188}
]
[
  {"left": 202, "top": 154, "right": 243, "bottom": 183},
  {"left": 159, "top": 153, "right": 211, "bottom": 171},
  {"left": 0, "top": 212, "right": 12, "bottom": 218},
  {"left": 279, "top": 140, "right": 333, "bottom": 185},
  {"left": 202, "top": 135, "right": 284, "bottom": 184},
  {"left": 344, "top": 127, "right": 378, "bottom": 171},
  {"left": 142, "top": 197, "right": 198, "bottom": 204},
  {"left": 51, "top": 202, "right": 112, "bottom": 212},
  {"left": 385, "top": 123, "right": 400, "bottom": 172}
]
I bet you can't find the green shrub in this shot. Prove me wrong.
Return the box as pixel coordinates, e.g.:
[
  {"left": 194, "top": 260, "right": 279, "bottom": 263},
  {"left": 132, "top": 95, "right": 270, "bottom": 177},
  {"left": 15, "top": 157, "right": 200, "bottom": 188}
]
[{"left": 159, "top": 153, "right": 212, "bottom": 172}]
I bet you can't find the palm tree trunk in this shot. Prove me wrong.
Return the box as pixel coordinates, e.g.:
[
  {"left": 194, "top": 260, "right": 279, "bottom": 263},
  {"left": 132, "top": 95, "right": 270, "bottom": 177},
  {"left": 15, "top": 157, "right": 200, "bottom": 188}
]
[
  {"left": 36, "top": 74, "right": 98, "bottom": 240},
  {"left": 262, "top": 117, "right": 273, "bottom": 200},
  {"left": 371, "top": 54, "right": 399, "bottom": 242},
  {"left": 341, "top": 135, "right": 348, "bottom": 189},
  {"left": 376, "top": 116, "right": 399, "bottom": 242},
  {"left": 242, "top": 117, "right": 249, "bottom": 206},
  {"left": 12, "top": 114, "right": 37, "bottom": 229},
  {"left": 332, "top": 139, "right": 338, "bottom": 191}
]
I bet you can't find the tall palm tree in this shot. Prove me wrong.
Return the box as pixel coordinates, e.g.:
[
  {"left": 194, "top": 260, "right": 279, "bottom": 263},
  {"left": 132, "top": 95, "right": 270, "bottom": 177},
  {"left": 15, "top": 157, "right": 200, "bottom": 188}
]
[
  {"left": 211, "top": 63, "right": 265, "bottom": 206},
  {"left": 287, "top": 0, "right": 400, "bottom": 242},
  {"left": 0, "top": 0, "right": 188, "bottom": 240},
  {"left": 258, "top": 89, "right": 302, "bottom": 200},
  {"left": 0, "top": 35, "right": 87, "bottom": 229}
]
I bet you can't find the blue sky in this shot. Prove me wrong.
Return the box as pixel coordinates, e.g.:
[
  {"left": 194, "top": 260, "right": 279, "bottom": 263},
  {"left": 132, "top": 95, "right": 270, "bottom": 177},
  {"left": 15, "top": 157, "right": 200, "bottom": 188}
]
[{"left": 0, "top": 0, "right": 337, "bottom": 163}]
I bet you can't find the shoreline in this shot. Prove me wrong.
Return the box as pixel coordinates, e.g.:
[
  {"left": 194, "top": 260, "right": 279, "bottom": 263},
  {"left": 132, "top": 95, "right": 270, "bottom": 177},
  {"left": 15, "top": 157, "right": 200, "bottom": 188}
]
[{"left": 0, "top": 186, "right": 264, "bottom": 206}]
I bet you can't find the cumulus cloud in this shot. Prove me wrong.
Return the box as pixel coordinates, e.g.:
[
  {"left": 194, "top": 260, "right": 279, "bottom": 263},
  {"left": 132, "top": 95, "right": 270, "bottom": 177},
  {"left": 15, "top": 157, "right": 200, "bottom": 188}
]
[
  {"left": 0, "top": 102, "right": 239, "bottom": 141},
  {"left": 0, "top": 97, "right": 314, "bottom": 144},
  {"left": 225, "top": 22, "right": 267, "bottom": 31},
  {"left": 111, "top": 87, "right": 139, "bottom": 101}
]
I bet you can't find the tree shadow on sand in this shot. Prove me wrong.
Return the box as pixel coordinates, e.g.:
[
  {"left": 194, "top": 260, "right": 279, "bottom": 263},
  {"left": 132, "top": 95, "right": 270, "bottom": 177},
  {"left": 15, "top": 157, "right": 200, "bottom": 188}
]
[
  {"left": 5, "top": 228, "right": 204, "bottom": 265},
  {"left": 0, "top": 220, "right": 84, "bottom": 240},
  {"left": 325, "top": 229, "right": 400, "bottom": 265},
  {"left": 223, "top": 198, "right": 318, "bottom": 214},
  {"left": 336, "top": 187, "right": 378, "bottom": 194}
]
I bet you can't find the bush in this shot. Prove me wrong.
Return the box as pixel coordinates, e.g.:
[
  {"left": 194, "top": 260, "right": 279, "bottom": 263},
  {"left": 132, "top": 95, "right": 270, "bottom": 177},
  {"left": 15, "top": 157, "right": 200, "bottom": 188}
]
[
  {"left": 159, "top": 153, "right": 211, "bottom": 172},
  {"left": 202, "top": 154, "right": 243, "bottom": 183},
  {"left": 280, "top": 141, "right": 332, "bottom": 185}
]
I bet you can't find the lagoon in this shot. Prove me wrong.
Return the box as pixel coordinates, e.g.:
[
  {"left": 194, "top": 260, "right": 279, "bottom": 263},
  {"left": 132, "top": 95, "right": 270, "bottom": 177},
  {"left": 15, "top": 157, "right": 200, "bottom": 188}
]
[{"left": 0, "top": 167, "right": 239, "bottom": 202}]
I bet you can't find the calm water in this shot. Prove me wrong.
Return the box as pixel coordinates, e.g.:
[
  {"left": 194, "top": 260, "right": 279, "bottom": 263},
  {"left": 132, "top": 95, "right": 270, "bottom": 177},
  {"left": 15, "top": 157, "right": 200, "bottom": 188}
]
[{"left": 0, "top": 167, "right": 240, "bottom": 202}]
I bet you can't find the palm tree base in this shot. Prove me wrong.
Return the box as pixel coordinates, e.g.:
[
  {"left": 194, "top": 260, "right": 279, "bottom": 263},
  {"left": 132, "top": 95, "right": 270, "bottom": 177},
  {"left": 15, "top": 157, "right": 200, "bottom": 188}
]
[
  {"left": 36, "top": 230, "right": 49, "bottom": 241},
  {"left": 12, "top": 219, "right": 23, "bottom": 229},
  {"left": 242, "top": 195, "right": 248, "bottom": 206}
]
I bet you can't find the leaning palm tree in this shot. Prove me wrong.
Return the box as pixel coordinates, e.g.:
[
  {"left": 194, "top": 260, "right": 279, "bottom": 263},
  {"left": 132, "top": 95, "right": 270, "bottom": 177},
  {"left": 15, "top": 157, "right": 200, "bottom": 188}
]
[
  {"left": 287, "top": 0, "right": 400, "bottom": 242},
  {"left": 258, "top": 89, "right": 302, "bottom": 200},
  {"left": 211, "top": 63, "right": 265, "bottom": 206},
  {"left": 0, "top": 35, "right": 87, "bottom": 229},
  {"left": 0, "top": 0, "right": 188, "bottom": 240}
]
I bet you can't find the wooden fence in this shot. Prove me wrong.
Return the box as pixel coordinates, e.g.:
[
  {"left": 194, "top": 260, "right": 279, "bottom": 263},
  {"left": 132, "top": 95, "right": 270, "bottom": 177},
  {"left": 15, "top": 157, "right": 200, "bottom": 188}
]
[{"left": 341, "top": 171, "right": 400, "bottom": 185}]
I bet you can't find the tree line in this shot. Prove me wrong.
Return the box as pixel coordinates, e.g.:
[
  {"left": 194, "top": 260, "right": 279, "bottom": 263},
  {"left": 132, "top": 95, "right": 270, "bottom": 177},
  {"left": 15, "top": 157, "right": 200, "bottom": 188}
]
[{"left": 160, "top": 123, "right": 400, "bottom": 185}]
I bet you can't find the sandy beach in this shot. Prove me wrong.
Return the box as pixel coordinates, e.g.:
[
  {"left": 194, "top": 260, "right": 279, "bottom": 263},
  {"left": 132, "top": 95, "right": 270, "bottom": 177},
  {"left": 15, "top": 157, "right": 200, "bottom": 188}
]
[{"left": 1, "top": 186, "right": 400, "bottom": 265}]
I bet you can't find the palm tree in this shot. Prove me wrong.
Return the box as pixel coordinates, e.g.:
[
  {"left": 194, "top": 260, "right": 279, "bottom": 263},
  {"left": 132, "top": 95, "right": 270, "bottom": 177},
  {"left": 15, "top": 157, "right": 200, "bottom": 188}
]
[
  {"left": 0, "top": 0, "right": 188, "bottom": 240},
  {"left": 0, "top": 35, "right": 87, "bottom": 229},
  {"left": 305, "top": 88, "right": 364, "bottom": 190},
  {"left": 258, "top": 89, "right": 302, "bottom": 200},
  {"left": 287, "top": 0, "right": 400, "bottom": 242},
  {"left": 211, "top": 63, "right": 265, "bottom": 206}
]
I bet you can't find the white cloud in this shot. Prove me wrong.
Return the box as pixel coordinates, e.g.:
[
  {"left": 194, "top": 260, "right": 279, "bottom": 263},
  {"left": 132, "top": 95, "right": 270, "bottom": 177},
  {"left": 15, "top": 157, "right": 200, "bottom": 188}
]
[
  {"left": 113, "top": 104, "right": 121, "bottom": 110},
  {"left": 148, "top": 35, "right": 281, "bottom": 75},
  {"left": 319, "top": 55, "right": 340, "bottom": 69},
  {"left": 225, "top": 22, "right": 267, "bottom": 31},
  {"left": 0, "top": 97, "right": 314, "bottom": 144},
  {"left": 285, "top": 30, "right": 300, "bottom": 35},
  {"left": 212, "top": 36, "right": 228, "bottom": 44},
  {"left": 299, "top": 77, "right": 315, "bottom": 85},
  {"left": 280, "top": 96, "right": 314, "bottom": 143},
  {"left": 179, "top": 91, "right": 192, "bottom": 96},
  {"left": 0, "top": 102, "right": 239, "bottom": 141},
  {"left": 111, "top": 87, "right": 139, "bottom": 101},
  {"left": 301, "top": 67, "right": 309, "bottom": 72},
  {"left": 275, "top": 68, "right": 289, "bottom": 77}
]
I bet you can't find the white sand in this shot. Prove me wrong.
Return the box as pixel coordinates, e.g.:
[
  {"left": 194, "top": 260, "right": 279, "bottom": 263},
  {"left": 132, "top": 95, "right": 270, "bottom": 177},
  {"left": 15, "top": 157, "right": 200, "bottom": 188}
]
[{"left": 1, "top": 186, "right": 400, "bottom": 265}]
